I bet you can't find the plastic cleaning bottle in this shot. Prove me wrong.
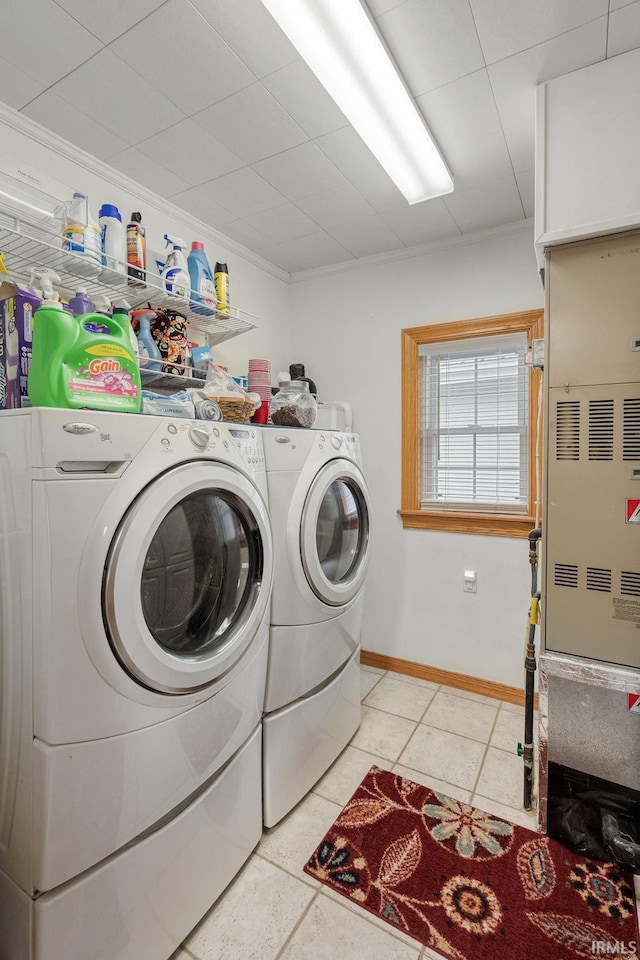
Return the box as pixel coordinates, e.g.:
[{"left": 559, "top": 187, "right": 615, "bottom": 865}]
[
  {"left": 162, "top": 236, "right": 191, "bottom": 299},
  {"left": 68, "top": 288, "right": 94, "bottom": 317},
  {"left": 214, "top": 261, "right": 230, "bottom": 317},
  {"left": 62, "top": 192, "right": 102, "bottom": 268},
  {"left": 99, "top": 204, "right": 126, "bottom": 271},
  {"left": 113, "top": 299, "right": 139, "bottom": 363},
  {"left": 131, "top": 308, "right": 162, "bottom": 373},
  {"left": 127, "top": 212, "right": 146, "bottom": 284},
  {"left": 187, "top": 242, "right": 215, "bottom": 307},
  {"left": 27, "top": 267, "right": 60, "bottom": 300},
  {"left": 28, "top": 301, "right": 141, "bottom": 413},
  {"left": 93, "top": 294, "right": 112, "bottom": 316}
]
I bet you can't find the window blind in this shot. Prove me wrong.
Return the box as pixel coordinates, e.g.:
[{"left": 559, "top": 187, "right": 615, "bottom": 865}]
[{"left": 419, "top": 332, "right": 529, "bottom": 512}]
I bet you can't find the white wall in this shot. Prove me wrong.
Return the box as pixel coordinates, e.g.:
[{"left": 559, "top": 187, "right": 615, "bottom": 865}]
[
  {"left": 289, "top": 225, "right": 544, "bottom": 688},
  {"left": 0, "top": 107, "right": 292, "bottom": 377}
]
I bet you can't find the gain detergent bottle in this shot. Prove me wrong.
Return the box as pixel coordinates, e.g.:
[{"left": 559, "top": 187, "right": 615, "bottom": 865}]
[{"left": 28, "top": 297, "right": 141, "bottom": 413}]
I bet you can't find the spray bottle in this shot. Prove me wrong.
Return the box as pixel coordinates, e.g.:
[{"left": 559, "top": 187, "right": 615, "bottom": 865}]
[
  {"left": 112, "top": 298, "right": 139, "bottom": 363},
  {"left": 131, "top": 308, "right": 162, "bottom": 373},
  {"left": 161, "top": 236, "right": 191, "bottom": 299},
  {"left": 27, "top": 267, "right": 60, "bottom": 300}
]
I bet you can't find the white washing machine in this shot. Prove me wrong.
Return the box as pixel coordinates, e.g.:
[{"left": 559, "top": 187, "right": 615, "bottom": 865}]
[
  {"left": 261, "top": 428, "right": 371, "bottom": 826},
  {"left": 0, "top": 409, "right": 273, "bottom": 960}
]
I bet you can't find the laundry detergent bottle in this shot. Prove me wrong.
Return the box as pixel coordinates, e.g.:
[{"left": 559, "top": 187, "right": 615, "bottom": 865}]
[
  {"left": 28, "top": 301, "right": 141, "bottom": 413},
  {"left": 187, "top": 242, "right": 215, "bottom": 307}
]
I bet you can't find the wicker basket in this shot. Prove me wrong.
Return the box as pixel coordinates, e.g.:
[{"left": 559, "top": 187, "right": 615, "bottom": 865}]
[{"left": 209, "top": 396, "right": 256, "bottom": 423}]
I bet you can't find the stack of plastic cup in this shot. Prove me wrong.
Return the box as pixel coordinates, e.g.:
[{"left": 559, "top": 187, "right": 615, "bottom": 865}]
[{"left": 248, "top": 359, "right": 271, "bottom": 424}]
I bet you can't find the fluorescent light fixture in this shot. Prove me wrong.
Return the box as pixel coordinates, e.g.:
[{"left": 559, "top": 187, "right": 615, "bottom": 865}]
[{"left": 258, "top": 0, "right": 453, "bottom": 204}]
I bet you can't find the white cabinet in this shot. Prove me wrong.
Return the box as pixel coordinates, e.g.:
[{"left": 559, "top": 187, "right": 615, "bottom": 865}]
[{"left": 535, "top": 47, "right": 640, "bottom": 258}]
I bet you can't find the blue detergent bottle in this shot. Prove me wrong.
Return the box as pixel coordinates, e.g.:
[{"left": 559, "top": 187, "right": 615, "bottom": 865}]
[
  {"left": 187, "top": 242, "right": 215, "bottom": 307},
  {"left": 131, "top": 308, "right": 162, "bottom": 373}
]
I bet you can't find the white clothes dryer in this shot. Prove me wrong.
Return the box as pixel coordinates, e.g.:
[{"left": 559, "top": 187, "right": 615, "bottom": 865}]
[
  {"left": 0, "top": 409, "right": 272, "bottom": 960},
  {"left": 261, "top": 428, "right": 371, "bottom": 826}
]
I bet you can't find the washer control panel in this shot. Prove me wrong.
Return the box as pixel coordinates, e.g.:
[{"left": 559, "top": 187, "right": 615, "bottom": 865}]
[{"left": 228, "top": 427, "right": 265, "bottom": 471}]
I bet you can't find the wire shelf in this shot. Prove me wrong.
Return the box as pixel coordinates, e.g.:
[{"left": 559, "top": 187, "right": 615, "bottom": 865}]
[{"left": 0, "top": 211, "right": 259, "bottom": 346}]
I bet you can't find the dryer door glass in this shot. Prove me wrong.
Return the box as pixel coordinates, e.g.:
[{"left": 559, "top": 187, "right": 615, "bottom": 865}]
[
  {"left": 316, "top": 479, "right": 366, "bottom": 584},
  {"left": 301, "top": 459, "right": 371, "bottom": 607},
  {"left": 141, "top": 490, "right": 262, "bottom": 656}
]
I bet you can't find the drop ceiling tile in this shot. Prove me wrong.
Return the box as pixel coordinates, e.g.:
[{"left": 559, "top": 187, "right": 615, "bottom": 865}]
[
  {"left": 608, "top": 1, "right": 640, "bottom": 56},
  {"left": 326, "top": 215, "right": 406, "bottom": 258},
  {"left": 488, "top": 17, "right": 608, "bottom": 129},
  {"left": 366, "top": 0, "right": 408, "bottom": 15},
  {"left": 0, "top": 61, "right": 46, "bottom": 110},
  {"left": 50, "top": 49, "right": 186, "bottom": 143},
  {"left": 443, "top": 175, "right": 524, "bottom": 232},
  {"left": 252, "top": 142, "right": 346, "bottom": 202},
  {"left": 262, "top": 60, "right": 348, "bottom": 139},
  {"left": 3, "top": 0, "right": 101, "bottom": 88},
  {"left": 177, "top": 167, "right": 285, "bottom": 221},
  {"left": 110, "top": 0, "right": 254, "bottom": 117},
  {"left": 469, "top": 0, "right": 608, "bottom": 64},
  {"left": 376, "top": 0, "right": 485, "bottom": 97},
  {"left": 259, "top": 232, "right": 354, "bottom": 272},
  {"left": 193, "top": 84, "right": 308, "bottom": 164},
  {"left": 381, "top": 198, "right": 462, "bottom": 246},
  {"left": 296, "top": 184, "right": 378, "bottom": 231},
  {"left": 237, "top": 204, "right": 319, "bottom": 244},
  {"left": 109, "top": 147, "right": 190, "bottom": 198},
  {"left": 315, "top": 127, "right": 406, "bottom": 213},
  {"left": 189, "top": 0, "right": 299, "bottom": 79},
  {"left": 169, "top": 183, "right": 233, "bottom": 226},
  {"left": 53, "top": 0, "right": 166, "bottom": 43},
  {"left": 416, "top": 70, "right": 501, "bottom": 151},
  {"left": 446, "top": 131, "right": 514, "bottom": 191},
  {"left": 610, "top": 0, "right": 636, "bottom": 9},
  {"left": 22, "top": 91, "right": 129, "bottom": 159},
  {"left": 503, "top": 120, "right": 535, "bottom": 174},
  {"left": 515, "top": 169, "right": 534, "bottom": 219},
  {"left": 136, "top": 120, "right": 244, "bottom": 187},
  {"left": 218, "top": 220, "right": 271, "bottom": 250}
]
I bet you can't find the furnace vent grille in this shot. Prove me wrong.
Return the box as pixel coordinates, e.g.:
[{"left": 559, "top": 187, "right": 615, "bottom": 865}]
[
  {"left": 586, "top": 567, "right": 612, "bottom": 592},
  {"left": 621, "top": 571, "right": 640, "bottom": 596},
  {"left": 588, "top": 400, "right": 614, "bottom": 460},
  {"left": 623, "top": 399, "right": 640, "bottom": 461},
  {"left": 556, "top": 401, "right": 580, "bottom": 461},
  {"left": 554, "top": 563, "right": 578, "bottom": 588}
]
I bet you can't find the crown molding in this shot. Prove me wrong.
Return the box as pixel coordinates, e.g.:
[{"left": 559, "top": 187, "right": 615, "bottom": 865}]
[
  {"left": 0, "top": 102, "right": 291, "bottom": 284},
  {"left": 289, "top": 217, "right": 535, "bottom": 283}
]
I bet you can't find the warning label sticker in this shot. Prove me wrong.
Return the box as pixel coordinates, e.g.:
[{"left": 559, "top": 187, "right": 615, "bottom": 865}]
[
  {"left": 626, "top": 498, "right": 640, "bottom": 523},
  {"left": 628, "top": 694, "right": 640, "bottom": 713},
  {"left": 613, "top": 597, "right": 640, "bottom": 623}
]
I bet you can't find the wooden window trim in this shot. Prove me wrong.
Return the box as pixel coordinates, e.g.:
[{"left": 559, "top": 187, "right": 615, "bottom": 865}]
[{"left": 400, "top": 310, "right": 544, "bottom": 537}]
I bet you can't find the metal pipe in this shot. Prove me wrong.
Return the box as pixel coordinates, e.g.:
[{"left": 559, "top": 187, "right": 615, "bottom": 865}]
[{"left": 523, "top": 528, "right": 541, "bottom": 810}]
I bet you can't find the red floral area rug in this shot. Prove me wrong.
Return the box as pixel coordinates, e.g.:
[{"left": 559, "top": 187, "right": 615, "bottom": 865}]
[{"left": 304, "top": 766, "right": 639, "bottom": 959}]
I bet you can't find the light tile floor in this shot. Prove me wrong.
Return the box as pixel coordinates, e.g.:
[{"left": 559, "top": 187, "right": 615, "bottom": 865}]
[{"left": 173, "top": 664, "right": 639, "bottom": 960}]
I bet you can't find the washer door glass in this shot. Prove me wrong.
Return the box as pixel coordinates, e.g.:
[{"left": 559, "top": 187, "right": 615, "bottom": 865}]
[
  {"left": 141, "top": 490, "right": 258, "bottom": 656},
  {"left": 301, "top": 459, "right": 371, "bottom": 606},
  {"left": 103, "top": 461, "right": 271, "bottom": 694}
]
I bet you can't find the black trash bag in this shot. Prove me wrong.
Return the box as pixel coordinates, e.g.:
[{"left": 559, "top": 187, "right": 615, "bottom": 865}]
[{"left": 547, "top": 763, "right": 640, "bottom": 871}]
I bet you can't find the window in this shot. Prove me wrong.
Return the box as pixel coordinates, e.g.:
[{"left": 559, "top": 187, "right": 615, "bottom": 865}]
[{"left": 400, "top": 311, "right": 543, "bottom": 537}]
